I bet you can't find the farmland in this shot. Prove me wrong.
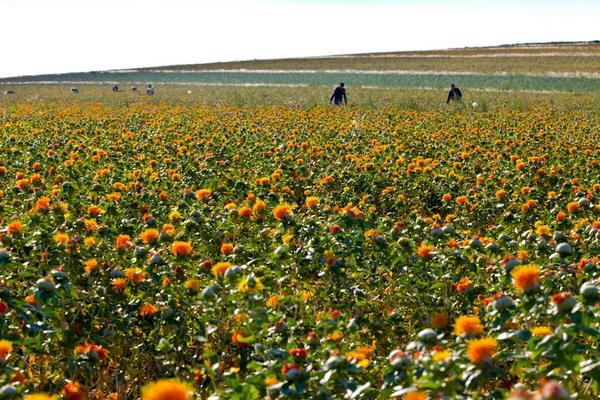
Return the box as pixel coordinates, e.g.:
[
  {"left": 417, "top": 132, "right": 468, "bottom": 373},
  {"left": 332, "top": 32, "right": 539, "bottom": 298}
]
[
  {"left": 2, "top": 43, "right": 600, "bottom": 94},
  {"left": 0, "top": 43, "right": 599, "bottom": 400}
]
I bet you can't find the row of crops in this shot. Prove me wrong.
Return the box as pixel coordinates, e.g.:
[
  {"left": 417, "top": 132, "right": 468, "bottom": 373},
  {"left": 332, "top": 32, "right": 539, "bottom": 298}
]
[{"left": 3, "top": 71, "right": 600, "bottom": 92}]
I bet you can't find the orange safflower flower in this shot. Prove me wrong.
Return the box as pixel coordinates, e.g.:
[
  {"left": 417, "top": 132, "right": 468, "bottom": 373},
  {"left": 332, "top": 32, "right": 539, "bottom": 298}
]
[
  {"left": 211, "top": 261, "right": 231, "bottom": 276},
  {"left": 0, "top": 340, "right": 13, "bottom": 359},
  {"left": 305, "top": 196, "right": 319, "bottom": 208},
  {"left": 238, "top": 207, "right": 252, "bottom": 218},
  {"left": 172, "top": 241, "right": 192, "bottom": 257},
  {"left": 536, "top": 225, "right": 550, "bottom": 236},
  {"left": 196, "top": 188, "right": 213, "bottom": 201},
  {"left": 162, "top": 223, "right": 175, "bottom": 235},
  {"left": 416, "top": 244, "right": 435, "bottom": 258},
  {"left": 556, "top": 211, "right": 567, "bottom": 222},
  {"left": 566, "top": 201, "right": 579, "bottom": 213},
  {"left": 442, "top": 193, "right": 452, "bottom": 202},
  {"left": 35, "top": 197, "right": 51, "bottom": 212},
  {"left": 139, "top": 303, "right": 158, "bottom": 317},
  {"left": 456, "top": 277, "right": 473, "bottom": 292},
  {"left": 125, "top": 268, "right": 145, "bottom": 283},
  {"left": 140, "top": 228, "right": 159, "bottom": 244},
  {"left": 273, "top": 204, "right": 292, "bottom": 220},
  {"left": 24, "top": 394, "right": 55, "bottom": 400},
  {"left": 25, "top": 294, "right": 37, "bottom": 307},
  {"left": 431, "top": 313, "right": 449, "bottom": 329},
  {"left": 467, "top": 337, "right": 497, "bottom": 364},
  {"left": 87, "top": 205, "right": 102, "bottom": 217},
  {"left": 220, "top": 242, "right": 234, "bottom": 255},
  {"left": 62, "top": 382, "right": 85, "bottom": 400},
  {"left": 403, "top": 391, "right": 427, "bottom": 400},
  {"left": 83, "top": 219, "right": 99, "bottom": 231},
  {"left": 111, "top": 278, "right": 127, "bottom": 292},
  {"left": 115, "top": 235, "right": 132, "bottom": 250},
  {"left": 84, "top": 259, "right": 98, "bottom": 274},
  {"left": 141, "top": 379, "right": 193, "bottom": 400},
  {"left": 7, "top": 221, "right": 22, "bottom": 235},
  {"left": 454, "top": 315, "right": 484, "bottom": 337},
  {"left": 531, "top": 326, "right": 553, "bottom": 337},
  {"left": 253, "top": 199, "right": 266, "bottom": 213},
  {"left": 456, "top": 196, "right": 468, "bottom": 205},
  {"left": 512, "top": 265, "right": 540, "bottom": 292},
  {"left": 54, "top": 232, "right": 69, "bottom": 245}
]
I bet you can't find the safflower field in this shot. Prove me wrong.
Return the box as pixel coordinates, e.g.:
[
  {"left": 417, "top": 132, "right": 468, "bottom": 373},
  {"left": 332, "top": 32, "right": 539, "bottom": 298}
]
[{"left": 0, "top": 91, "right": 599, "bottom": 400}]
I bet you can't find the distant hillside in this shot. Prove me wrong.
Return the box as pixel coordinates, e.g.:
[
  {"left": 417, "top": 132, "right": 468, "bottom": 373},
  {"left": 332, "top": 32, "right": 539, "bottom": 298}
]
[
  {"left": 2, "top": 42, "right": 599, "bottom": 93},
  {"left": 141, "top": 41, "right": 600, "bottom": 75}
]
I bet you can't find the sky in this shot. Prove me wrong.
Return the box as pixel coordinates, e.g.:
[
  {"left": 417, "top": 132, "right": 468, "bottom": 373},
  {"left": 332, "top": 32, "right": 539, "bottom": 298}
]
[{"left": 1, "top": 0, "right": 599, "bottom": 78}]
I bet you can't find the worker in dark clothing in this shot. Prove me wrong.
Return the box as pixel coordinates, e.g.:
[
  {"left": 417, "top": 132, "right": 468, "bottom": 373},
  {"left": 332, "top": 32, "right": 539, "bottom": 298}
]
[
  {"left": 330, "top": 82, "right": 347, "bottom": 105},
  {"left": 446, "top": 83, "right": 462, "bottom": 103}
]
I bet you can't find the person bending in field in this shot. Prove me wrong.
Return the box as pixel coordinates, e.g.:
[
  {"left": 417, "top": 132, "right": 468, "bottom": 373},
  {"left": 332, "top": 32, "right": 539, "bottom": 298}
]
[
  {"left": 446, "top": 83, "right": 462, "bottom": 103},
  {"left": 330, "top": 82, "right": 347, "bottom": 105}
]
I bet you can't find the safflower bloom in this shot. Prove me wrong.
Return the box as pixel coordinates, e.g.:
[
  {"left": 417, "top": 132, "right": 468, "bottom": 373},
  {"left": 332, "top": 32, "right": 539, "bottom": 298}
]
[
  {"left": 54, "top": 232, "right": 69, "bottom": 245},
  {"left": 253, "top": 198, "right": 266, "bottom": 214},
  {"left": 183, "top": 278, "right": 201, "bottom": 292},
  {"left": 416, "top": 244, "right": 435, "bottom": 258},
  {"left": 531, "top": 326, "right": 553, "bottom": 337},
  {"left": 87, "top": 206, "right": 102, "bottom": 218},
  {"left": 125, "top": 268, "right": 145, "bottom": 283},
  {"left": 84, "top": 259, "right": 98, "bottom": 274},
  {"left": 237, "top": 274, "right": 265, "bottom": 293},
  {"left": 220, "top": 242, "right": 234, "bottom": 255},
  {"left": 0, "top": 340, "right": 13, "bottom": 358},
  {"left": 62, "top": 382, "right": 84, "bottom": 400},
  {"left": 454, "top": 315, "right": 484, "bottom": 337},
  {"left": 139, "top": 303, "right": 158, "bottom": 317},
  {"left": 430, "top": 313, "right": 449, "bottom": 329},
  {"left": 141, "top": 379, "right": 193, "bottom": 400},
  {"left": 305, "top": 196, "right": 319, "bottom": 208},
  {"left": 566, "top": 201, "right": 579, "bottom": 213},
  {"left": 35, "top": 197, "right": 51, "bottom": 212},
  {"left": 456, "top": 195, "right": 468, "bottom": 205},
  {"left": 467, "top": 337, "right": 497, "bottom": 364},
  {"left": 196, "top": 188, "right": 213, "bottom": 201},
  {"left": 7, "top": 221, "right": 22, "bottom": 235},
  {"left": 432, "top": 349, "right": 451, "bottom": 362},
  {"left": 512, "top": 265, "right": 540, "bottom": 293},
  {"left": 238, "top": 207, "right": 252, "bottom": 218},
  {"left": 172, "top": 241, "right": 192, "bottom": 257},
  {"left": 24, "top": 395, "right": 56, "bottom": 400},
  {"left": 211, "top": 261, "right": 231, "bottom": 276},
  {"left": 403, "top": 392, "right": 427, "bottom": 400},
  {"left": 111, "top": 278, "right": 127, "bottom": 292},
  {"left": 115, "top": 235, "right": 132, "bottom": 250},
  {"left": 273, "top": 204, "right": 292, "bottom": 220},
  {"left": 140, "top": 229, "right": 159, "bottom": 244}
]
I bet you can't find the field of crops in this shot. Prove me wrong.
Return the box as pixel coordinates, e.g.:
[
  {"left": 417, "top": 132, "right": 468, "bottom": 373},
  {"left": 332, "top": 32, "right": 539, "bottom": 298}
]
[
  {"left": 0, "top": 95, "right": 599, "bottom": 400},
  {"left": 3, "top": 71, "right": 600, "bottom": 94}
]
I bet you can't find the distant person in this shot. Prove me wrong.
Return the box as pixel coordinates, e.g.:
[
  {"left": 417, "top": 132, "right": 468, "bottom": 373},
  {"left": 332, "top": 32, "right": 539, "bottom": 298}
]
[
  {"left": 71, "top": 87, "right": 80, "bottom": 94},
  {"left": 330, "top": 82, "right": 347, "bottom": 105},
  {"left": 131, "top": 85, "right": 138, "bottom": 92},
  {"left": 146, "top": 84, "right": 155, "bottom": 95},
  {"left": 446, "top": 83, "right": 462, "bottom": 103},
  {"left": 112, "top": 84, "right": 119, "bottom": 92},
  {"left": 4, "top": 90, "right": 15, "bottom": 95}
]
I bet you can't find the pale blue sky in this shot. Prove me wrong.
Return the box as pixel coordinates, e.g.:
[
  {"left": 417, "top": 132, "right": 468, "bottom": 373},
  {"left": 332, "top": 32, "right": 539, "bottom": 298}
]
[{"left": 1, "top": 0, "right": 599, "bottom": 77}]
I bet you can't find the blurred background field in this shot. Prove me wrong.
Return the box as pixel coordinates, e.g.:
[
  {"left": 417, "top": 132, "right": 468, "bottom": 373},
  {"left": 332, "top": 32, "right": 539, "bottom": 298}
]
[
  {"left": 2, "top": 42, "right": 600, "bottom": 99},
  {"left": 2, "top": 83, "right": 600, "bottom": 112}
]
